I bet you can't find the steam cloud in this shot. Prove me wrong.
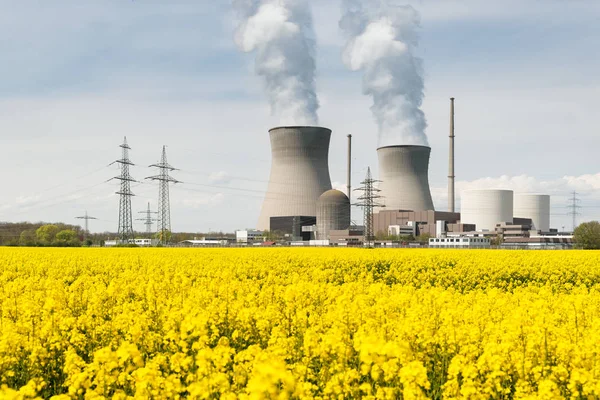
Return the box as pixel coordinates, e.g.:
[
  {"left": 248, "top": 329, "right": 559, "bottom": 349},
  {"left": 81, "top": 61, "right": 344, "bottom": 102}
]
[
  {"left": 340, "top": 0, "right": 428, "bottom": 147},
  {"left": 233, "top": 0, "right": 319, "bottom": 126}
]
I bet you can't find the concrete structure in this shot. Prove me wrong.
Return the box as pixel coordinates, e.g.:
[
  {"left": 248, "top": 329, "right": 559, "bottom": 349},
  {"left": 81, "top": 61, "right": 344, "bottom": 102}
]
[
  {"left": 316, "top": 190, "right": 351, "bottom": 240},
  {"left": 429, "top": 237, "right": 490, "bottom": 248},
  {"left": 449, "top": 97, "right": 456, "bottom": 213},
  {"left": 460, "top": 189, "right": 513, "bottom": 231},
  {"left": 373, "top": 210, "right": 461, "bottom": 238},
  {"left": 377, "top": 145, "right": 435, "bottom": 212},
  {"left": 347, "top": 134, "right": 352, "bottom": 199},
  {"left": 514, "top": 194, "right": 551, "bottom": 232},
  {"left": 257, "top": 126, "right": 332, "bottom": 230},
  {"left": 236, "top": 230, "right": 264, "bottom": 243}
]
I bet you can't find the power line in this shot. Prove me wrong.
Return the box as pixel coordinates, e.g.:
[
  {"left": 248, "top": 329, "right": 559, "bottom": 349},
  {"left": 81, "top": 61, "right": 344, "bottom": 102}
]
[
  {"left": 76, "top": 211, "right": 98, "bottom": 240},
  {"left": 146, "top": 146, "right": 180, "bottom": 244},
  {"left": 114, "top": 137, "right": 137, "bottom": 243},
  {"left": 137, "top": 202, "right": 157, "bottom": 234},
  {"left": 567, "top": 191, "right": 581, "bottom": 232},
  {"left": 353, "top": 167, "right": 385, "bottom": 247}
]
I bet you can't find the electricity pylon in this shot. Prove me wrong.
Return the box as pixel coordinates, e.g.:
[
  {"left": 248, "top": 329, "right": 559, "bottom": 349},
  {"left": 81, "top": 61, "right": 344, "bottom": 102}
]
[
  {"left": 354, "top": 167, "right": 385, "bottom": 247},
  {"left": 76, "top": 211, "right": 97, "bottom": 240},
  {"left": 114, "top": 137, "right": 137, "bottom": 243},
  {"left": 146, "top": 146, "right": 180, "bottom": 244},
  {"left": 137, "top": 202, "right": 158, "bottom": 234},
  {"left": 567, "top": 191, "right": 581, "bottom": 232}
]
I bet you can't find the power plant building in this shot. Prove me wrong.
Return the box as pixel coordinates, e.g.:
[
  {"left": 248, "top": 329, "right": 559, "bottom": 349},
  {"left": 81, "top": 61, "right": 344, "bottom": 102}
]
[
  {"left": 460, "top": 189, "right": 514, "bottom": 231},
  {"left": 377, "top": 145, "right": 435, "bottom": 212},
  {"left": 257, "top": 126, "right": 333, "bottom": 231},
  {"left": 373, "top": 210, "right": 463, "bottom": 238},
  {"left": 316, "top": 190, "right": 351, "bottom": 240},
  {"left": 514, "top": 194, "right": 551, "bottom": 232}
]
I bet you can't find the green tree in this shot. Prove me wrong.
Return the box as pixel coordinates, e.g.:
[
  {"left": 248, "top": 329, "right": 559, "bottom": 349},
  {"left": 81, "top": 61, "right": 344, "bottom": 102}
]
[
  {"left": 36, "top": 224, "right": 59, "bottom": 245},
  {"left": 19, "top": 230, "right": 37, "bottom": 246},
  {"left": 416, "top": 233, "right": 432, "bottom": 243},
  {"left": 55, "top": 229, "right": 79, "bottom": 246},
  {"left": 573, "top": 221, "right": 600, "bottom": 249},
  {"left": 155, "top": 230, "right": 172, "bottom": 244}
]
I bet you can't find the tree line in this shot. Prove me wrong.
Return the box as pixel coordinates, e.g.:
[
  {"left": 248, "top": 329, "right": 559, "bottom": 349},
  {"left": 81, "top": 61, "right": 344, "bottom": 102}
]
[{"left": 0, "top": 221, "right": 235, "bottom": 247}]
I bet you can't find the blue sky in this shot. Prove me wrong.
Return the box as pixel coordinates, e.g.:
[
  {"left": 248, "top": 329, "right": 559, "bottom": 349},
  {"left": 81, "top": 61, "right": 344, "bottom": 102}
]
[{"left": 2, "top": 0, "right": 600, "bottom": 233}]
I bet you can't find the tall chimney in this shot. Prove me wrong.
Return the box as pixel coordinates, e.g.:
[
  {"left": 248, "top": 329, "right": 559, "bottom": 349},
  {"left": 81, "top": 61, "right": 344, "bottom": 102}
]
[
  {"left": 347, "top": 134, "right": 352, "bottom": 199},
  {"left": 449, "top": 97, "right": 455, "bottom": 213}
]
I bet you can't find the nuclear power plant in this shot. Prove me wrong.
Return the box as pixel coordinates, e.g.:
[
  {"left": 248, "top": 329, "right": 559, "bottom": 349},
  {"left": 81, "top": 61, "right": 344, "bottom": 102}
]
[{"left": 249, "top": 97, "right": 568, "bottom": 248}]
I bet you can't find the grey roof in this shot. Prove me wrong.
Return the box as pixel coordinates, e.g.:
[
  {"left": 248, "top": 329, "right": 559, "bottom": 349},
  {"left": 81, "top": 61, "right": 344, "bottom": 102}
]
[{"left": 318, "top": 189, "right": 350, "bottom": 204}]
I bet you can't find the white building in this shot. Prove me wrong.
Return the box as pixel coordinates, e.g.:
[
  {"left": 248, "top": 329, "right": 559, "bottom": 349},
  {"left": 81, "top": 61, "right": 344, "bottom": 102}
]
[
  {"left": 429, "top": 237, "right": 491, "bottom": 248},
  {"left": 461, "top": 189, "right": 513, "bottom": 231},
  {"left": 104, "top": 238, "right": 157, "bottom": 247},
  {"left": 388, "top": 223, "right": 416, "bottom": 237},
  {"left": 134, "top": 238, "right": 155, "bottom": 247},
  {"left": 236, "top": 230, "right": 265, "bottom": 243},
  {"left": 180, "top": 239, "right": 228, "bottom": 247}
]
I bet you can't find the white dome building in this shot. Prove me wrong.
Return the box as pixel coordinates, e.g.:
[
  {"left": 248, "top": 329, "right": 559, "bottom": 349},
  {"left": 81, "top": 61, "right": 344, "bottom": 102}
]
[{"left": 460, "top": 189, "right": 513, "bottom": 231}]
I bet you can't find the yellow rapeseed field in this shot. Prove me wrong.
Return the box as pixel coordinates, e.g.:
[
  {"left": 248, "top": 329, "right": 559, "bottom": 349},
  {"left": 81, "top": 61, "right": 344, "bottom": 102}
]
[{"left": 1, "top": 248, "right": 600, "bottom": 399}]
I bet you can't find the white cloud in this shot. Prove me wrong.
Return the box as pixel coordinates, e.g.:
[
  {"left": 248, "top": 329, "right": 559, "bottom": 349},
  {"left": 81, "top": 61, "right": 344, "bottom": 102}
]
[
  {"left": 179, "top": 193, "right": 225, "bottom": 209},
  {"left": 15, "top": 195, "right": 40, "bottom": 205},
  {"left": 208, "top": 171, "right": 232, "bottom": 185}
]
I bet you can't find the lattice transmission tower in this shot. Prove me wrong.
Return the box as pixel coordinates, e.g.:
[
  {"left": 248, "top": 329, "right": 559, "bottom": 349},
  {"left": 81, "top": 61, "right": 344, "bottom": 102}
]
[
  {"left": 354, "top": 167, "right": 385, "bottom": 247},
  {"left": 146, "top": 146, "right": 180, "bottom": 244},
  {"left": 567, "top": 191, "right": 581, "bottom": 232},
  {"left": 137, "top": 202, "right": 158, "bottom": 234},
  {"left": 114, "top": 137, "right": 137, "bottom": 243},
  {"left": 76, "top": 211, "right": 97, "bottom": 240}
]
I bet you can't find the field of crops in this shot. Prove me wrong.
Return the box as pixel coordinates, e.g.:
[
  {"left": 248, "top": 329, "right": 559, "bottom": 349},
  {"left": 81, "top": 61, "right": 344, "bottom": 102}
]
[{"left": 1, "top": 248, "right": 600, "bottom": 399}]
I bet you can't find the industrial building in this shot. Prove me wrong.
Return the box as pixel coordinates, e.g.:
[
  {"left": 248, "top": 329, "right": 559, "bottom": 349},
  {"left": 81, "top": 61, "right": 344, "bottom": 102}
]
[
  {"left": 373, "top": 210, "right": 462, "bottom": 237},
  {"left": 236, "top": 230, "right": 264, "bottom": 243},
  {"left": 429, "top": 237, "right": 491, "bottom": 248},
  {"left": 270, "top": 216, "right": 317, "bottom": 241}
]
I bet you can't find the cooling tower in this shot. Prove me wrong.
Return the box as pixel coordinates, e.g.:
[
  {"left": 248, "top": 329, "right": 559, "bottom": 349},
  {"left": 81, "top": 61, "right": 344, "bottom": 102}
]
[
  {"left": 257, "top": 126, "right": 332, "bottom": 231},
  {"left": 317, "top": 190, "right": 351, "bottom": 240},
  {"left": 461, "top": 189, "right": 513, "bottom": 231},
  {"left": 514, "top": 194, "right": 550, "bottom": 232},
  {"left": 377, "top": 145, "right": 435, "bottom": 211}
]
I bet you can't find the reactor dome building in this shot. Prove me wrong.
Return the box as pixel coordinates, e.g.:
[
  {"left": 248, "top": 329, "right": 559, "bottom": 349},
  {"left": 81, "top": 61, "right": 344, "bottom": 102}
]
[
  {"left": 377, "top": 145, "right": 435, "bottom": 212},
  {"left": 461, "top": 189, "right": 514, "bottom": 231},
  {"left": 257, "top": 126, "right": 333, "bottom": 231},
  {"left": 316, "top": 189, "right": 351, "bottom": 240},
  {"left": 514, "top": 193, "right": 550, "bottom": 232}
]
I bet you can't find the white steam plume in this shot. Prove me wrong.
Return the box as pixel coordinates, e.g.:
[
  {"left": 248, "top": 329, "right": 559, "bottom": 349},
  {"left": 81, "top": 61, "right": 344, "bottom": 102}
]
[
  {"left": 340, "top": 0, "right": 428, "bottom": 147},
  {"left": 233, "top": 0, "right": 319, "bottom": 126}
]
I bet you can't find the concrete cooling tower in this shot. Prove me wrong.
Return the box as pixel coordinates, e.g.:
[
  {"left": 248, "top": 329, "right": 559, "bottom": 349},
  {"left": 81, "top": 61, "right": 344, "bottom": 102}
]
[
  {"left": 317, "top": 190, "right": 351, "bottom": 240},
  {"left": 514, "top": 193, "right": 550, "bottom": 232},
  {"left": 257, "top": 126, "right": 332, "bottom": 231},
  {"left": 377, "top": 145, "right": 435, "bottom": 211},
  {"left": 461, "top": 189, "right": 513, "bottom": 231}
]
